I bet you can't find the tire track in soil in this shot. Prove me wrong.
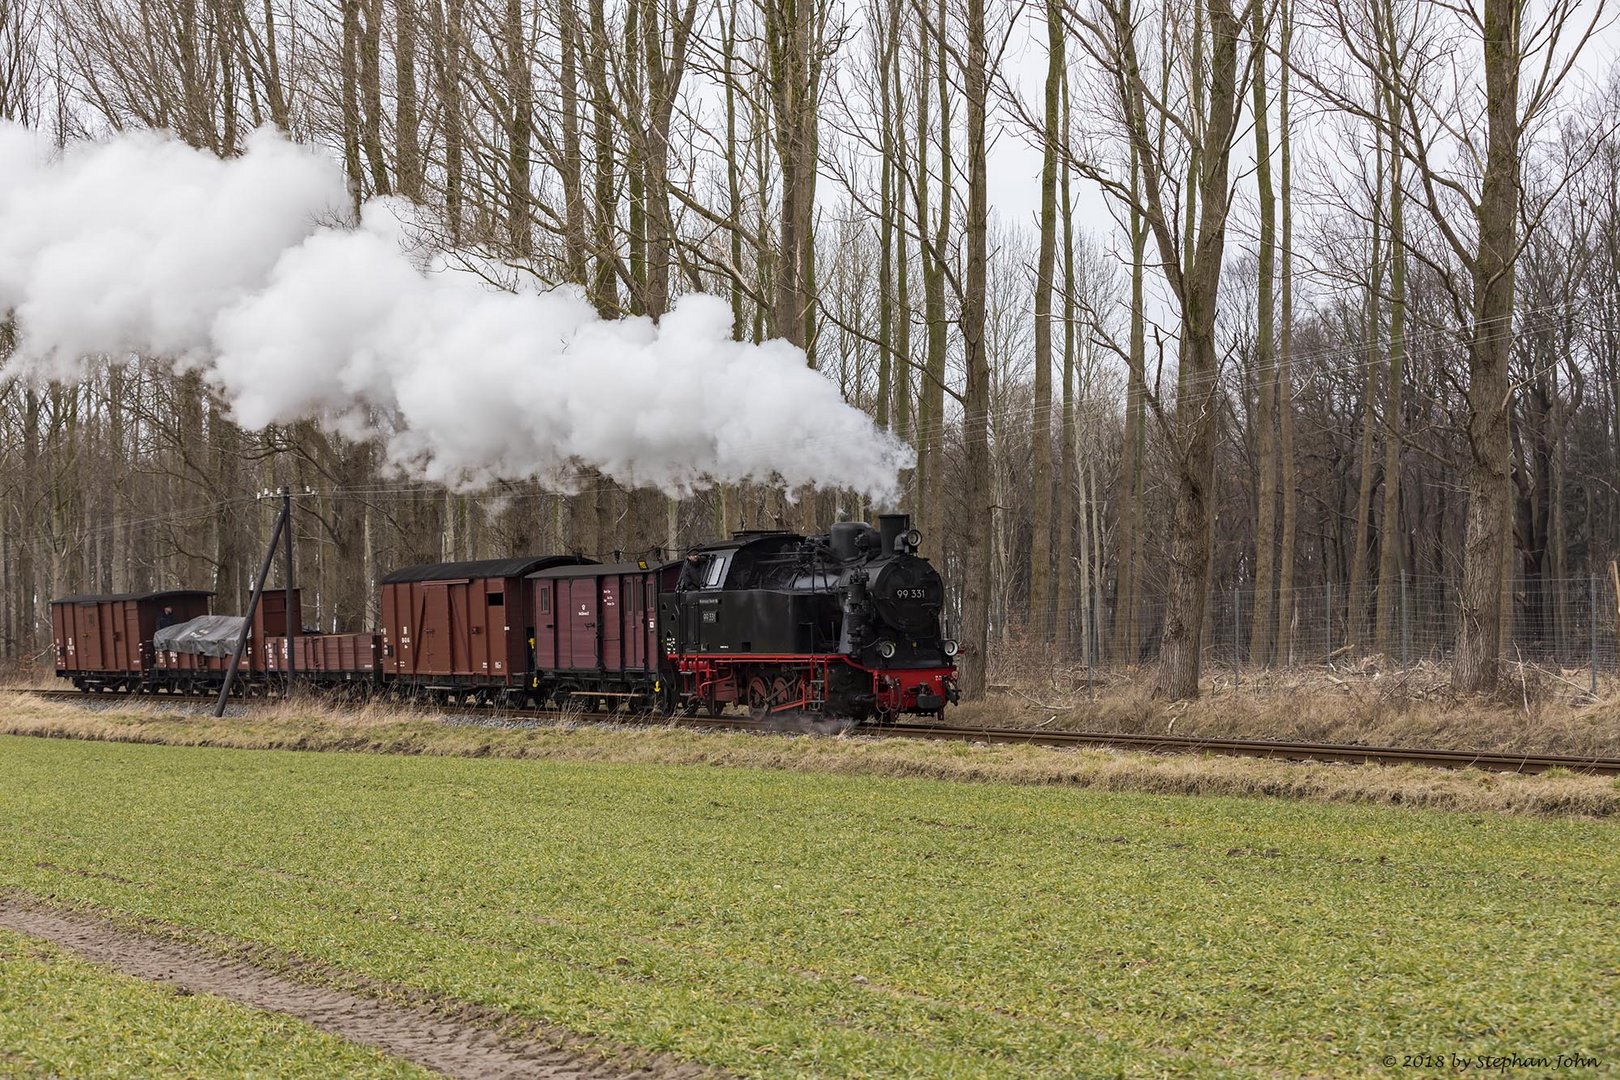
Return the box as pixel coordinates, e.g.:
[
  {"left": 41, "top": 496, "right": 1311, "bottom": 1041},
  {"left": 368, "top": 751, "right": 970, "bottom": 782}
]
[{"left": 0, "top": 900, "right": 709, "bottom": 1080}]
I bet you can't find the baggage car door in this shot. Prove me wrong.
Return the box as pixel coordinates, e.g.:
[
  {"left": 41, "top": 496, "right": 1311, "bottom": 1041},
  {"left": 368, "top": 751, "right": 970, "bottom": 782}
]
[
  {"left": 566, "top": 579, "right": 599, "bottom": 669},
  {"left": 535, "top": 581, "right": 559, "bottom": 669},
  {"left": 421, "top": 584, "right": 453, "bottom": 673},
  {"left": 79, "top": 605, "right": 105, "bottom": 670}
]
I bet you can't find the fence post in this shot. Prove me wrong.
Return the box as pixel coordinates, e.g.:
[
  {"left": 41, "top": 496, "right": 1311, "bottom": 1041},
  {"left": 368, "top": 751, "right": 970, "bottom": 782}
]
[
  {"left": 1326, "top": 581, "right": 1335, "bottom": 662},
  {"left": 1401, "top": 575, "right": 1410, "bottom": 669},
  {"left": 1233, "top": 586, "right": 1241, "bottom": 688},
  {"left": 1591, "top": 572, "right": 1599, "bottom": 697},
  {"left": 1086, "top": 591, "right": 1095, "bottom": 702}
]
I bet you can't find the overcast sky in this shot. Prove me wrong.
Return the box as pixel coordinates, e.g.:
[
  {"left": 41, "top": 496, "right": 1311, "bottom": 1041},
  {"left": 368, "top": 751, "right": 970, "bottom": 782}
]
[{"left": 981, "top": 7, "right": 1620, "bottom": 279}]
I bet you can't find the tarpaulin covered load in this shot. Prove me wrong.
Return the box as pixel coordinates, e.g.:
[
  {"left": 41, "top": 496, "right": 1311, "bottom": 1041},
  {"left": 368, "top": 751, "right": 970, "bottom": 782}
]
[{"left": 154, "top": 615, "right": 246, "bottom": 657}]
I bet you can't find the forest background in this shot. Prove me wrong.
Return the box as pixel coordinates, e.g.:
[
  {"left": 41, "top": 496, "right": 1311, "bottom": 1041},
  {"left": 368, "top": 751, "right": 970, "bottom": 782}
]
[{"left": 1, "top": 0, "right": 1616, "bottom": 700}]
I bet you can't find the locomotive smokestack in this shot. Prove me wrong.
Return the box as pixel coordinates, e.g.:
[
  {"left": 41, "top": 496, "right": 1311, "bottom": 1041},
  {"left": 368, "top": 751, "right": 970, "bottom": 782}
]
[{"left": 878, "top": 513, "right": 911, "bottom": 555}]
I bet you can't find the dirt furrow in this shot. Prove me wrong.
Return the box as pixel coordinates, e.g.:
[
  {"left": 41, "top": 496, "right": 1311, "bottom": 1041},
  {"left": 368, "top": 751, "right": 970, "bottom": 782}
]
[{"left": 0, "top": 900, "right": 698, "bottom": 1080}]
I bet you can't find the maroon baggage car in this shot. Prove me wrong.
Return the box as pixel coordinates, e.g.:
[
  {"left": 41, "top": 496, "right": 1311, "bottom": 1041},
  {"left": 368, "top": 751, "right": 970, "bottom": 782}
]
[
  {"left": 530, "top": 560, "right": 679, "bottom": 710},
  {"left": 379, "top": 555, "right": 589, "bottom": 703}
]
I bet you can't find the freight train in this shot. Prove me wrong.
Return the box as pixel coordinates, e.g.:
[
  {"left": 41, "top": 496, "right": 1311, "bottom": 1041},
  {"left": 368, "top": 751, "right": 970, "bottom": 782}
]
[{"left": 50, "top": 513, "right": 958, "bottom": 723}]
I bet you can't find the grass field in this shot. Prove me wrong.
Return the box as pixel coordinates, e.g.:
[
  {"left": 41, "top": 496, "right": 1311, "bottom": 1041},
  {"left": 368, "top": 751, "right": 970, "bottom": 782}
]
[
  {"left": 0, "top": 928, "right": 428, "bottom": 1078},
  {"left": 2, "top": 734, "right": 1617, "bottom": 1077}
]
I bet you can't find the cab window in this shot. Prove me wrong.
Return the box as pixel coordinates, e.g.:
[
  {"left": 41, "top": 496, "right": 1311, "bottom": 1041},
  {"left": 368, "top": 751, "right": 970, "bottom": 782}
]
[{"left": 701, "top": 554, "right": 730, "bottom": 588}]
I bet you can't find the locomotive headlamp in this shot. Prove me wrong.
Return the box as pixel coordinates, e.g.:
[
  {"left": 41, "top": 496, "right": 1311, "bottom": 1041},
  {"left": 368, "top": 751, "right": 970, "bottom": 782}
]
[
  {"left": 942, "top": 639, "right": 960, "bottom": 657},
  {"left": 878, "top": 640, "right": 898, "bottom": 659},
  {"left": 903, "top": 528, "right": 923, "bottom": 549}
]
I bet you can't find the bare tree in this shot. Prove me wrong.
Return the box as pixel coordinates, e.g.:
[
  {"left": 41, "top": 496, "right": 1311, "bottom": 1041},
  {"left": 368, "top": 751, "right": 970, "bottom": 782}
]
[
  {"left": 1246, "top": 0, "right": 1278, "bottom": 665},
  {"left": 1028, "top": 0, "right": 1063, "bottom": 638},
  {"left": 1069, "top": 0, "right": 1262, "bottom": 699}
]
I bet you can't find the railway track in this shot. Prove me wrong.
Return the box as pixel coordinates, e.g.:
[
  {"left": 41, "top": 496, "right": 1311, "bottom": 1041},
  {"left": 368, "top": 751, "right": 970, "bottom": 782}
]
[
  {"left": 872, "top": 722, "right": 1620, "bottom": 776},
  {"left": 12, "top": 686, "right": 1620, "bottom": 776}
]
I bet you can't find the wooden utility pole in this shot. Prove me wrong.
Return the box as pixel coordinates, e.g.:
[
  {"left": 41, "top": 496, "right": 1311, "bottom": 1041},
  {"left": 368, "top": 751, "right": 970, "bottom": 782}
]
[
  {"left": 281, "top": 486, "right": 295, "bottom": 694},
  {"left": 215, "top": 490, "right": 289, "bottom": 717}
]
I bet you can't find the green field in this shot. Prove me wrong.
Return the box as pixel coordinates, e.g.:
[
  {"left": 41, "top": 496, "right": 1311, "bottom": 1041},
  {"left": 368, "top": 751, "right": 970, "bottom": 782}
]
[
  {"left": 0, "top": 928, "right": 427, "bottom": 1078},
  {"left": 1, "top": 734, "right": 1615, "bottom": 1077}
]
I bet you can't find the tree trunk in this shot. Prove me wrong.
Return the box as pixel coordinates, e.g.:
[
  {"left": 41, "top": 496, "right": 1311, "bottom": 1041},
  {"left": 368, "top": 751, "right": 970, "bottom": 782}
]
[
  {"left": 956, "top": 0, "right": 993, "bottom": 699},
  {"left": 395, "top": 0, "right": 422, "bottom": 199},
  {"left": 587, "top": 0, "right": 616, "bottom": 313},
  {"left": 504, "top": 0, "right": 532, "bottom": 256},
  {"left": 340, "top": 0, "right": 364, "bottom": 214},
  {"left": 1055, "top": 76, "right": 1077, "bottom": 653},
  {"left": 766, "top": 0, "right": 815, "bottom": 350},
  {"left": 1030, "top": 0, "right": 1062, "bottom": 639},
  {"left": 1452, "top": 0, "right": 1521, "bottom": 693},
  {"left": 557, "top": 0, "right": 587, "bottom": 282},
  {"left": 1373, "top": 78, "right": 1406, "bottom": 655},
  {"left": 891, "top": 4, "right": 913, "bottom": 480},
  {"left": 1113, "top": 147, "right": 1147, "bottom": 664},
  {"left": 359, "top": 0, "right": 389, "bottom": 195},
  {"left": 1274, "top": 0, "right": 1297, "bottom": 663},
  {"left": 432, "top": 0, "right": 466, "bottom": 239},
  {"left": 1150, "top": 0, "right": 1248, "bottom": 701},
  {"left": 1346, "top": 138, "right": 1383, "bottom": 652},
  {"left": 1247, "top": 0, "right": 1277, "bottom": 666},
  {"left": 915, "top": 8, "right": 949, "bottom": 558}
]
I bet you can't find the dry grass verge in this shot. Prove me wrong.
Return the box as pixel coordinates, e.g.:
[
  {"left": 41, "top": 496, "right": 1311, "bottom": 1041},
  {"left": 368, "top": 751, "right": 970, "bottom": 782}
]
[
  {"left": 972, "top": 652, "right": 1620, "bottom": 757},
  {"left": 3, "top": 692, "right": 1618, "bottom": 818}
]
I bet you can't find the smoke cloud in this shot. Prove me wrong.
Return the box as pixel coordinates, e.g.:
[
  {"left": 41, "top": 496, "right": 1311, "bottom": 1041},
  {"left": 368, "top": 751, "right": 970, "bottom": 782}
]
[{"left": 0, "top": 124, "right": 913, "bottom": 501}]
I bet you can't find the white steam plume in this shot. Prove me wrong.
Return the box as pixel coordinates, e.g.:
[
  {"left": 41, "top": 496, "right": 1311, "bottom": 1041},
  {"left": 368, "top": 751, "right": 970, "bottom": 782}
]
[{"left": 0, "top": 124, "right": 913, "bottom": 501}]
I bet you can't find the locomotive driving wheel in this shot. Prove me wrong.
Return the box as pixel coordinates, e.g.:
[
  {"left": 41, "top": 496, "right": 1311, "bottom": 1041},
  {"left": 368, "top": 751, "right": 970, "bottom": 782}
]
[
  {"left": 746, "top": 673, "right": 799, "bottom": 721},
  {"left": 746, "top": 676, "right": 772, "bottom": 721}
]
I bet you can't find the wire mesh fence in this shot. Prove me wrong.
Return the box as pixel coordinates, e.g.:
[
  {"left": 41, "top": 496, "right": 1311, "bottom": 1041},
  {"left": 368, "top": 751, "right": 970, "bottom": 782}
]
[{"left": 999, "top": 573, "right": 1620, "bottom": 693}]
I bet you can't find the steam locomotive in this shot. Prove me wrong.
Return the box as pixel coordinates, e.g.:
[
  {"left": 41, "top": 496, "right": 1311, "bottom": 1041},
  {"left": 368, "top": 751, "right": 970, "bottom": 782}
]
[
  {"left": 51, "top": 512, "right": 958, "bottom": 723},
  {"left": 666, "top": 513, "right": 959, "bottom": 720}
]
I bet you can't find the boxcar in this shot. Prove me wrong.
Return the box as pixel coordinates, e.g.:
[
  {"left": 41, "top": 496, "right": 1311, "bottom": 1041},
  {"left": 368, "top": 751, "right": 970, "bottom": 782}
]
[
  {"left": 51, "top": 589, "right": 213, "bottom": 691},
  {"left": 378, "top": 555, "right": 591, "bottom": 701},
  {"left": 530, "top": 560, "right": 679, "bottom": 709}
]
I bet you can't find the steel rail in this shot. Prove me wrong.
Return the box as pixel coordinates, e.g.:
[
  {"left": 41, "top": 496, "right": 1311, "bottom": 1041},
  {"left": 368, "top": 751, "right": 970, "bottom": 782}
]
[
  {"left": 11, "top": 688, "right": 1620, "bottom": 776},
  {"left": 872, "top": 722, "right": 1620, "bottom": 775}
]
